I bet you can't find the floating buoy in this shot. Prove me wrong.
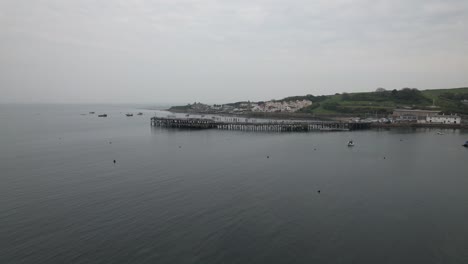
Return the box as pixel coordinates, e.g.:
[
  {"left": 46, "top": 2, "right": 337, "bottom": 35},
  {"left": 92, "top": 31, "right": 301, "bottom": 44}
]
[
  {"left": 317, "top": 190, "right": 321, "bottom": 194},
  {"left": 267, "top": 156, "right": 269, "bottom": 158},
  {"left": 113, "top": 160, "right": 116, "bottom": 164}
]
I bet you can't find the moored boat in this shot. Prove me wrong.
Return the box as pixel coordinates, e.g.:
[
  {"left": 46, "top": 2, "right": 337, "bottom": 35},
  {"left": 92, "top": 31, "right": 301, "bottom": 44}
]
[
  {"left": 98, "top": 114, "right": 107, "bottom": 117},
  {"left": 137, "top": 112, "right": 143, "bottom": 115},
  {"left": 463, "top": 141, "right": 468, "bottom": 147},
  {"left": 126, "top": 113, "right": 133, "bottom": 117},
  {"left": 347, "top": 140, "right": 354, "bottom": 147}
]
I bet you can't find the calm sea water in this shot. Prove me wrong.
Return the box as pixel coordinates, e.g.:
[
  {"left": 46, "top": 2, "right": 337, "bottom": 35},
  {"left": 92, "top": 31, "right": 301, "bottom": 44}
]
[{"left": 1, "top": 104, "right": 468, "bottom": 264}]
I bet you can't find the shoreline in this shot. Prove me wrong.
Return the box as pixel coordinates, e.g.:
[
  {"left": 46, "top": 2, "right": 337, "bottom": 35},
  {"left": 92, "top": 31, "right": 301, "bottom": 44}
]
[
  {"left": 371, "top": 123, "right": 468, "bottom": 129},
  {"left": 166, "top": 109, "right": 468, "bottom": 129},
  {"left": 166, "top": 108, "right": 356, "bottom": 121}
]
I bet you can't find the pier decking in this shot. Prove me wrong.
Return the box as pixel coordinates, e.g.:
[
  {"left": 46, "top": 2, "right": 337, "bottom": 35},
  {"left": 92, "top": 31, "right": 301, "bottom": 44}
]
[{"left": 151, "top": 117, "right": 371, "bottom": 132}]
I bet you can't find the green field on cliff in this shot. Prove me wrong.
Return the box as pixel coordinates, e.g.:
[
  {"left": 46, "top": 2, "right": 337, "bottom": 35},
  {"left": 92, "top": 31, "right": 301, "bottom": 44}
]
[
  {"left": 295, "top": 87, "right": 468, "bottom": 115},
  {"left": 169, "top": 87, "right": 468, "bottom": 115}
]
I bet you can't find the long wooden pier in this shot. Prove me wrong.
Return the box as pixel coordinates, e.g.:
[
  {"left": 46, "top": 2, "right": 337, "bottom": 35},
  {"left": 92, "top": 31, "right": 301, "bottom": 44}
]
[{"left": 151, "top": 117, "right": 371, "bottom": 132}]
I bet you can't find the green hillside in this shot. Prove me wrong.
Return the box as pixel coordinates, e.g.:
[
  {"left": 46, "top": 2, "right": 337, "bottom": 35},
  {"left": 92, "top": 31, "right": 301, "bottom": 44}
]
[
  {"left": 169, "top": 87, "right": 468, "bottom": 116},
  {"left": 297, "top": 87, "right": 468, "bottom": 115}
]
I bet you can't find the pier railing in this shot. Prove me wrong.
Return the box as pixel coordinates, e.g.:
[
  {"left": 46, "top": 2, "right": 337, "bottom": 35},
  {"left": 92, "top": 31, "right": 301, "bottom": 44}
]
[{"left": 151, "top": 117, "right": 371, "bottom": 132}]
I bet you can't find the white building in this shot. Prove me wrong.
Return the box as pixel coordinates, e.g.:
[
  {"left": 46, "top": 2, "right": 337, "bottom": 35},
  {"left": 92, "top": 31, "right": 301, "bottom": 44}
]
[
  {"left": 425, "top": 114, "right": 461, "bottom": 124},
  {"left": 393, "top": 109, "right": 440, "bottom": 122},
  {"left": 252, "top": 100, "right": 312, "bottom": 113}
]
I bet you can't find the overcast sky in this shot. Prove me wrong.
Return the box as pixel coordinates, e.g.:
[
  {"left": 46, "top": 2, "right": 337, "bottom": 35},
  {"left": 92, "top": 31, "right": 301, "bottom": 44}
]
[{"left": 1, "top": 0, "right": 467, "bottom": 104}]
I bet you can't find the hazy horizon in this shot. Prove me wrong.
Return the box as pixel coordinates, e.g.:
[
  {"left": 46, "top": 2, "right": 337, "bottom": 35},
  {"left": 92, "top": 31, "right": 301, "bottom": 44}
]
[
  {"left": 1, "top": 0, "right": 468, "bottom": 104},
  {"left": 1, "top": 86, "right": 468, "bottom": 106}
]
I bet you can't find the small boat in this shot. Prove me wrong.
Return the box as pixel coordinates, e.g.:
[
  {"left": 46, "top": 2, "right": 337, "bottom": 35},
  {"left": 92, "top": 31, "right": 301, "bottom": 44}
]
[
  {"left": 185, "top": 114, "right": 190, "bottom": 117},
  {"left": 89, "top": 112, "right": 95, "bottom": 114},
  {"left": 463, "top": 141, "right": 468, "bottom": 147},
  {"left": 437, "top": 131, "right": 445, "bottom": 135},
  {"left": 347, "top": 140, "right": 354, "bottom": 147},
  {"left": 137, "top": 112, "right": 143, "bottom": 116},
  {"left": 98, "top": 114, "right": 107, "bottom": 117},
  {"left": 126, "top": 113, "right": 133, "bottom": 117}
]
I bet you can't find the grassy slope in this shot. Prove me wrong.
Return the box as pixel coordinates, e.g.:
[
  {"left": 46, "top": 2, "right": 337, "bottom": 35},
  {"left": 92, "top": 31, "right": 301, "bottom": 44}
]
[
  {"left": 307, "top": 87, "right": 468, "bottom": 115},
  {"left": 310, "top": 95, "right": 341, "bottom": 114},
  {"left": 422, "top": 87, "right": 468, "bottom": 98},
  {"left": 169, "top": 87, "right": 468, "bottom": 115}
]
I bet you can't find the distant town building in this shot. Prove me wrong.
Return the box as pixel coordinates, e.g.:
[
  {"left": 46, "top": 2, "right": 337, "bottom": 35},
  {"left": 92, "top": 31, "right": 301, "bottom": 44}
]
[
  {"left": 185, "top": 99, "right": 312, "bottom": 114},
  {"left": 392, "top": 109, "right": 440, "bottom": 122},
  {"left": 425, "top": 114, "right": 461, "bottom": 125},
  {"left": 251, "top": 100, "right": 312, "bottom": 113}
]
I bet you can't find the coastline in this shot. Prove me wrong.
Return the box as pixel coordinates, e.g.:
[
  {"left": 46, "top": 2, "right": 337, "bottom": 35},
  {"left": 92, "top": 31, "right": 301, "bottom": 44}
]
[
  {"left": 166, "top": 108, "right": 356, "bottom": 121},
  {"left": 371, "top": 123, "right": 468, "bottom": 129},
  {"left": 166, "top": 109, "right": 468, "bottom": 130}
]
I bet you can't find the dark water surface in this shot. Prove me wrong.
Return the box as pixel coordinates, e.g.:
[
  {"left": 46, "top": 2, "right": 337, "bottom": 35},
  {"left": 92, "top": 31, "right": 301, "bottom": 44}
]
[{"left": 1, "top": 104, "right": 468, "bottom": 264}]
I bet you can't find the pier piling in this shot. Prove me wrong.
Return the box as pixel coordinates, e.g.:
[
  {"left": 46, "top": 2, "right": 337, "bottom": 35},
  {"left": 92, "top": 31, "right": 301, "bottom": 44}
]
[{"left": 151, "top": 117, "right": 371, "bottom": 132}]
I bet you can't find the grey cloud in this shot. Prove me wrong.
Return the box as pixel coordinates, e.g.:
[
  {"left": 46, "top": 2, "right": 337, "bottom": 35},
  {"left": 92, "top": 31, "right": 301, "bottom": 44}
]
[{"left": 0, "top": 0, "right": 467, "bottom": 103}]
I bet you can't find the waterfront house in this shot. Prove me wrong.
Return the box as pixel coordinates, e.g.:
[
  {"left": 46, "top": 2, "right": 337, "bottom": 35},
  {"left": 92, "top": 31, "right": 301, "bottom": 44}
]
[
  {"left": 260, "top": 100, "right": 312, "bottom": 113},
  {"left": 392, "top": 109, "right": 440, "bottom": 122},
  {"left": 425, "top": 114, "right": 461, "bottom": 124}
]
